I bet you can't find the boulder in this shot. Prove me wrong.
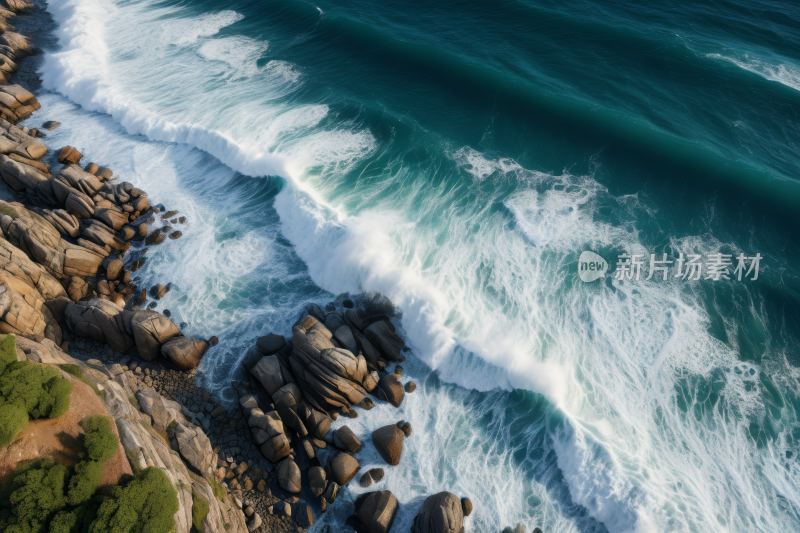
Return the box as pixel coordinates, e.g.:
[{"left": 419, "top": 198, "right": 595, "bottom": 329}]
[
  {"left": 377, "top": 374, "right": 405, "bottom": 407},
  {"left": 405, "top": 381, "right": 417, "bottom": 393},
  {"left": 304, "top": 408, "right": 331, "bottom": 440},
  {"left": 250, "top": 355, "right": 284, "bottom": 396},
  {"left": 161, "top": 337, "right": 208, "bottom": 370},
  {"left": 364, "top": 319, "right": 404, "bottom": 361},
  {"left": 106, "top": 258, "right": 123, "bottom": 280},
  {"left": 256, "top": 333, "right": 285, "bottom": 355},
  {"left": 334, "top": 325, "right": 358, "bottom": 355},
  {"left": 247, "top": 513, "right": 261, "bottom": 532},
  {"left": 308, "top": 466, "right": 327, "bottom": 497},
  {"left": 277, "top": 458, "right": 301, "bottom": 493},
  {"left": 359, "top": 468, "right": 385, "bottom": 488},
  {"left": 372, "top": 424, "right": 404, "bottom": 466},
  {"left": 461, "top": 498, "right": 472, "bottom": 517},
  {"left": 130, "top": 309, "right": 182, "bottom": 361},
  {"left": 323, "top": 481, "right": 339, "bottom": 503},
  {"left": 333, "top": 425, "right": 362, "bottom": 453},
  {"left": 64, "top": 298, "right": 134, "bottom": 353},
  {"left": 411, "top": 492, "right": 464, "bottom": 533},
  {"left": 94, "top": 207, "right": 128, "bottom": 231},
  {"left": 272, "top": 382, "right": 307, "bottom": 436},
  {"left": 150, "top": 283, "right": 167, "bottom": 299},
  {"left": 344, "top": 308, "right": 369, "bottom": 331},
  {"left": 251, "top": 409, "right": 290, "bottom": 463},
  {"left": 64, "top": 247, "right": 104, "bottom": 277},
  {"left": 57, "top": 145, "right": 82, "bottom": 165},
  {"left": 42, "top": 121, "right": 60, "bottom": 130},
  {"left": 354, "top": 329, "right": 381, "bottom": 368},
  {"left": 354, "top": 490, "right": 399, "bottom": 533},
  {"left": 330, "top": 451, "right": 360, "bottom": 486},
  {"left": 0, "top": 236, "right": 66, "bottom": 301},
  {"left": 324, "top": 312, "right": 346, "bottom": 333}
]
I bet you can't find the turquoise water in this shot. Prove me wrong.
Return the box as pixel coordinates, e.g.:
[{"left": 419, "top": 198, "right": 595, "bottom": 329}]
[{"left": 28, "top": 0, "right": 800, "bottom": 530}]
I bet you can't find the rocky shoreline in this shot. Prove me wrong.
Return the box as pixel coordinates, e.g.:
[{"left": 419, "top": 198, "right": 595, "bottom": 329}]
[{"left": 0, "top": 2, "right": 540, "bottom": 532}]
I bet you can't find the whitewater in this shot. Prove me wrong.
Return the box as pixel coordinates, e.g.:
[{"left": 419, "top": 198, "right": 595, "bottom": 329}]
[{"left": 32, "top": 0, "right": 800, "bottom": 531}]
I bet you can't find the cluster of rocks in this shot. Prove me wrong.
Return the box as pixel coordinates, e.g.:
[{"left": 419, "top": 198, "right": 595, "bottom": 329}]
[
  {"left": 0, "top": 84, "right": 209, "bottom": 373},
  {"left": 223, "top": 301, "right": 481, "bottom": 533}
]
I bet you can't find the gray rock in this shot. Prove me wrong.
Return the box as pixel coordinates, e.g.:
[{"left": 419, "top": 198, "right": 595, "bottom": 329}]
[
  {"left": 344, "top": 308, "right": 369, "bottom": 331},
  {"left": 323, "top": 481, "right": 339, "bottom": 503},
  {"left": 359, "top": 468, "right": 384, "bottom": 488},
  {"left": 309, "top": 466, "right": 327, "bottom": 497},
  {"left": 173, "top": 422, "right": 216, "bottom": 476},
  {"left": 278, "top": 458, "right": 301, "bottom": 493},
  {"left": 324, "top": 312, "right": 346, "bottom": 334},
  {"left": 334, "top": 325, "right": 358, "bottom": 355},
  {"left": 256, "top": 333, "right": 286, "bottom": 355},
  {"left": 364, "top": 320, "right": 404, "bottom": 361},
  {"left": 250, "top": 355, "right": 284, "bottom": 396},
  {"left": 135, "top": 389, "right": 170, "bottom": 431},
  {"left": 247, "top": 513, "right": 261, "bottom": 532}
]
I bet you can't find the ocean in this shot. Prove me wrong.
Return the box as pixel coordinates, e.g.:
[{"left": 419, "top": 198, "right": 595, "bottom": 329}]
[{"left": 19, "top": 0, "right": 800, "bottom": 530}]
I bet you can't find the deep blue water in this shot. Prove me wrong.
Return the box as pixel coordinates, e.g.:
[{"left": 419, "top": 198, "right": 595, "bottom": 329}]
[{"left": 24, "top": 0, "right": 800, "bottom": 530}]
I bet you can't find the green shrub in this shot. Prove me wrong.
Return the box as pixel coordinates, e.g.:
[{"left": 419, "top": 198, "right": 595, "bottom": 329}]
[
  {"left": 1, "top": 459, "right": 68, "bottom": 533},
  {"left": 191, "top": 491, "right": 209, "bottom": 533},
  {"left": 0, "top": 336, "right": 73, "bottom": 450},
  {"left": 0, "top": 414, "right": 126, "bottom": 533},
  {"left": 91, "top": 467, "right": 178, "bottom": 533},
  {"left": 80, "top": 416, "right": 117, "bottom": 462},
  {"left": 0, "top": 359, "right": 73, "bottom": 419},
  {"left": 0, "top": 333, "right": 16, "bottom": 372},
  {"left": 47, "top": 377, "right": 72, "bottom": 419},
  {"left": 48, "top": 509, "right": 78, "bottom": 533},
  {"left": 0, "top": 403, "right": 27, "bottom": 448},
  {"left": 67, "top": 460, "right": 103, "bottom": 506}
]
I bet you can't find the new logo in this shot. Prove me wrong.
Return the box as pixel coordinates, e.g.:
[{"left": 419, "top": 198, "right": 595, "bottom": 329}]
[{"left": 578, "top": 251, "right": 608, "bottom": 282}]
